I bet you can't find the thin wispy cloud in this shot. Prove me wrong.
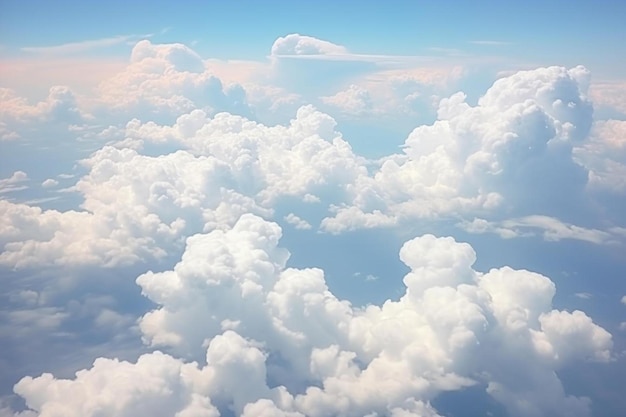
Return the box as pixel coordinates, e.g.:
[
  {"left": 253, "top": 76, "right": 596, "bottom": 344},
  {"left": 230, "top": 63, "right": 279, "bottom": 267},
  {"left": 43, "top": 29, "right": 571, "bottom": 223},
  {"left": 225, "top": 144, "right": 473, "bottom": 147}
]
[{"left": 20, "top": 34, "right": 151, "bottom": 56}]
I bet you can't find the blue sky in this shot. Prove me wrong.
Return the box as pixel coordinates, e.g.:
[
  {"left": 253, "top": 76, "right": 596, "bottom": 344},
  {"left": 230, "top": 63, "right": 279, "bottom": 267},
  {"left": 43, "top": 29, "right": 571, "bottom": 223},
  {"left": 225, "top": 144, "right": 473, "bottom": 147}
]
[
  {"left": 1, "top": 2, "right": 626, "bottom": 417},
  {"left": 2, "top": 0, "right": 625, "bottom": 74}
]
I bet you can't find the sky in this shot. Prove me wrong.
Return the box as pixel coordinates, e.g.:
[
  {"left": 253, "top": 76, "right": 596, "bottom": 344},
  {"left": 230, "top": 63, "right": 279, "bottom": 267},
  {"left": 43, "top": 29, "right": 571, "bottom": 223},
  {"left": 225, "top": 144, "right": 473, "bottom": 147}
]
[{"left": 1, "top": 1, "right": 626, "bottom": 416}]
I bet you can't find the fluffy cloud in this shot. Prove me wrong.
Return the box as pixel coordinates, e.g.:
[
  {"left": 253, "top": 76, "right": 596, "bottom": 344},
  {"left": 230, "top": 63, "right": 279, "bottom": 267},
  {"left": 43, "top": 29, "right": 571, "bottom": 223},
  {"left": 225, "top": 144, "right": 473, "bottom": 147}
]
[
  {"left": 0, "top": 105, "right": 365, "bottom": 269},
  {"left": 8, "top": 215, "right": 611, "bottom": 417},
  {"left": 2, "top": 35, "right": 625, "bottom": 416},
  {"left": 271, "top": 34, "right": 348, "bottom": 57},
  {"left": 3, "top": 63, "right": 620, "bottom": 270},
  {"left": 95, "top": 40, "right": 251, "bottom": 121},
  {"left": 321, "top": 66, "right": 595, "bottom": 232},
  {"left": 283, "top": 213, "right": 312, "bottom": 230},
  {"left": 0, "top": 87, "right": 84, "bottom": 145}
]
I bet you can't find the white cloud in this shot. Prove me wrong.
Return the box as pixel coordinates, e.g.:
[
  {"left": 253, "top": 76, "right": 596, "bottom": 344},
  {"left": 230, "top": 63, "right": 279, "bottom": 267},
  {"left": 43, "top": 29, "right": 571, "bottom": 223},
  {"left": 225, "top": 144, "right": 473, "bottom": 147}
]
[
  {"left": 95, "top": 40, "right": 251, "bottom": 121},
  {"left": 0, "top": 171, "right": 28, "bottom": 194},
  {"left": 283, "top": 213, "right": 312, "bottom": 230},
  {"left": 1, "top": 36, "right": 625, "bottom": 416},
  {"left": 0, "top": 86, "right": 83, "bottom": 123},
  {"left": 41, "top": 179, "right": 59, "bottom": 188},
  {"left": 321, "top": 66, "right": 595, "bottom": 232},
  {"left": 621, "top": 295, "right": 626, "bottom": 305},
  {"left": 9, "top": 215, "right": 611, "bottom": 416},
  {"left": 271, "top": 34, "right": 348, "bottom": 56},
  {"left": 0, "top": 105, "right": 366, "bottom": 269}
]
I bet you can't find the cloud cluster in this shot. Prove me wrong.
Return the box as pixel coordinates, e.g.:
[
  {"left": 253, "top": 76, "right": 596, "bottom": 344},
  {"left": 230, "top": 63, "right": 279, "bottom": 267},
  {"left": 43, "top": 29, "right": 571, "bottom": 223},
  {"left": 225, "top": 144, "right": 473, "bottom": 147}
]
[
  {"left": 0, "top": 86, "right": 84, "bottom": 142},
  {"left": 321, "top": 66, "right": 595, "bottom": 232},
  {"left": 2, "top": 65, "right": 622, "bottom": 272},
  {"left": 9, "top": 214, "right": 611, "bottom": 417},
  {"left": 271, "top": 34, "right": 348, "bottom": 57},
  {"left": 2, "top": 36, "right": 624, "bottom": 416},
  {"left": 95, "top": 40, "right": 251, "bottom": 122},
  {"left": 0, "top": 105, "right": 364, "bottom": 269}
]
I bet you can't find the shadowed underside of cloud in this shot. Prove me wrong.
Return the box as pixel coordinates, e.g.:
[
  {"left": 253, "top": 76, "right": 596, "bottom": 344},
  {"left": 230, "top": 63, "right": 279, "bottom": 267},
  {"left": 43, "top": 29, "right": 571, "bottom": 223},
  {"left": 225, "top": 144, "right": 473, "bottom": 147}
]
[{"left": 8, "top": 214, "right": 611, "bottom": 417}]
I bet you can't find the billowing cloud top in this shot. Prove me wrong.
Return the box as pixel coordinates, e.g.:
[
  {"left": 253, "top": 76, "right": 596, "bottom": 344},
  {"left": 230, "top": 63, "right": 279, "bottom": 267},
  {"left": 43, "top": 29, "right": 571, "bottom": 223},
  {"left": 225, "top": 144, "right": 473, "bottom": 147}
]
[
  {"left": 10, "top": 214, "right": 613, "bottom": 417},
  {"left": 271, "top": 33, "right": 348, "bottom": 56}
]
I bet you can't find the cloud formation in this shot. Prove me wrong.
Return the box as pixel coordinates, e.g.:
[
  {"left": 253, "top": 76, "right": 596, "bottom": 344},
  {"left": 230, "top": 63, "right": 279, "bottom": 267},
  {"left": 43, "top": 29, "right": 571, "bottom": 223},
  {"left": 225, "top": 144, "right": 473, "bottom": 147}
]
[
  {"left": 9, "top": 215, "right": 611, "bottom": 417},
  {"left": 321, "top": 66, "right": 595, "bottom": 232},
  {"left": 271, "top": 34, "right": 348, "bottom": 57},
  {"left": 2, "top": 36, "right": 624, "bottom": 416}
]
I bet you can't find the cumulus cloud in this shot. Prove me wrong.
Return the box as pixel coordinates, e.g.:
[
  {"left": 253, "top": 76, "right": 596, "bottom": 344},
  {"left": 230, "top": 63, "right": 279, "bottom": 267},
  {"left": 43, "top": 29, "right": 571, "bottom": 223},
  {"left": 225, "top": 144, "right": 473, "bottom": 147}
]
[
  {"left": 271, "top": 34, "right": 348, "bottom": 57},
  {"left": 2, "top": 34, "right": 625, "bottom": 416},
  {"left": 0, "top": 105, "right": 365, "bottom": 269},
  {"left": 283, "top": 213, "right": 312, "bottom": 230},
  {"left": 0, "top": 86, "right": 84, "bottom": 129},
  {"left": 589, "top": 81, "right": 626, "bottom": 115},
  {"left": 3, "top": 63, "right": 617, "bottom": 270},
  {"left": 321, "top": 66, "right": 595, "bottom": 232},
  {"left": 95, "top": 40, "right": 251, "bottom": 121},
  {"left": 7, "top": 215, "right": 611, "bottom": 417},
  {"left": 320, "top": 84, "right": 374, "bottom": 116}
]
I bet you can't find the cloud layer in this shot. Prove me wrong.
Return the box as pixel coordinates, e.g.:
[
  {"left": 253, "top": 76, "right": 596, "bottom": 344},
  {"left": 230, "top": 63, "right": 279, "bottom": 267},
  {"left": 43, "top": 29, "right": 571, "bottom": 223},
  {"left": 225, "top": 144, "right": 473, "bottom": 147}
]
[
  {"left": 2, "top": 36, "right": 625, "bottom": 416},
  {"left": 9, "top": 215, "right": 611, "bottom": 417}
]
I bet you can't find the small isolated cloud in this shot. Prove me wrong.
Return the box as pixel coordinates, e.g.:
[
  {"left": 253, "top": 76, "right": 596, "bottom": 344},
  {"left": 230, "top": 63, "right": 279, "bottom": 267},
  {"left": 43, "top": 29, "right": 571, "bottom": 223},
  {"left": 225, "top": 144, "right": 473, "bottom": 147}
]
[
  {"left": 575, "top": 292, "right": 593, "bottom": 300},
  {"left": 303, "top": 193, "right": 320, "bottom": 203},
  {"left": 271, "top": 33, "right": 348, "bottom": 56},
  {"left": 284, "top": 213, "right": 312, "bottom": 230},
  {"left": 365, "top": 274, "right": 378, "bottom": 281},
  {"left": 41, "top": 178, "right": 59, "bottom": 188},
  {"left": 352, "top": 272, "right": 379, "bottom": 282},
  {"left": 621, "top": 295, "right": 626, "bottom": 305}
]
